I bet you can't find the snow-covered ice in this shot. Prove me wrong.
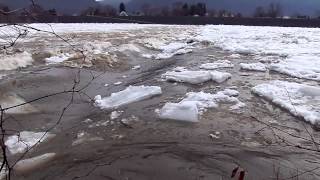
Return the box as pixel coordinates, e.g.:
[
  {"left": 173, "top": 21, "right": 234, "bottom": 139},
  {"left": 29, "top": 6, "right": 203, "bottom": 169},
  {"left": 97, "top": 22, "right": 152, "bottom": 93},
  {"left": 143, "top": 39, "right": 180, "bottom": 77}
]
[
  {"left": 270, "top": 55, "right": 320, "bottom": 81},
  {"left": 240, "top": 62, "right": 267, "bottom": 72},
  {"left": 141, "top": 40, "right": 193, "bottom": 60},
  {"left": 252, "top": 81, "right": 320, "bottom": 125},
  {"left": 210, "top": 71, "right": 232, "bottom": 83},
  {"left": 159, "top": 102, "right": 199, "bottom": 122},
  {"left": 0, "top": 52, "right": 33, "bottom": 70},
  {"left": 197, "top": 25, "right": 320, "bottom": 57},
  {"left": 162, "top": 70, "right": 212, "bottom": 84},
  {"left": 200, "top": 60, "right": 234, "bottom": 70},
  {"left": 5, "top": 131, "right": 55, "bottom": 154},
  {"left": 159, "top": 89, "right": 245, "bottom": 122},
  {"left": 14, "top": 153, "right": 56, "bottom": 173},
  {"left": 94, "top": 86, "right": 162, "bottom": 110},
  {"left": 197, "top": 25, "right": 320, "bottom": 80},
  {"left": 155, "top": 42, "right": 193, "bottom": 59},
  {"left": 162, "top": 69, "right": 231, "bottom": 84}
]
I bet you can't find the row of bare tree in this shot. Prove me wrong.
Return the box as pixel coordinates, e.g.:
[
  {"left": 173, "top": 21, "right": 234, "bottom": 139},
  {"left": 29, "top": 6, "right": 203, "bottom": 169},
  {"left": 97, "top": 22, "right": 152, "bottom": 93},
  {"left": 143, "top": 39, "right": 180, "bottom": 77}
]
[{"left": 0, "top": 2, "right": 312, "bottom": 18}]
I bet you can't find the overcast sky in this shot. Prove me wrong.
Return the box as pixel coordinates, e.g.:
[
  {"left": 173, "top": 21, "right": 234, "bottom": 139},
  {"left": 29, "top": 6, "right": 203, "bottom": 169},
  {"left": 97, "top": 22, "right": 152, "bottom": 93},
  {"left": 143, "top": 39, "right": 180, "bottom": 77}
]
[{"left": 1, "top": 0, "right": 319, "bottom": 16}]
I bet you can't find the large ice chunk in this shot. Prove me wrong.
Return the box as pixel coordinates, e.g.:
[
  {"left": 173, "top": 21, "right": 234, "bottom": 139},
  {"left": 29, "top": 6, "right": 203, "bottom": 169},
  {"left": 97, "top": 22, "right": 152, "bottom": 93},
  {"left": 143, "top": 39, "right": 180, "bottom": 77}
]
[
  {"left": 270, "top": 55, "right": 320, "bottom": 81},
  {"left": 160, "top": 102, "right": 199, "bottom": 122},
  {"left": 159, "top": 89, "right": 245, "bottom": 122},
  {"left": 94, "top": 86, "right": 162, "bottom": 110},
  {"left": 5, "top": 131, "right": 55, "bottom": 155},
  {"left": 210, "top": 71, "right": 232, "bottom": 83},
  {"left": 162, "top": 70, "right": 212, "bottom": 84},
  {"left": 252, "top": 81, "right": 320, "bottom": 124},
  {"left": 240, "top": 62, "right": 267, "bottom": 72},
  {"left": 14, "top": 153, "right": 56, "bottom": 173},
  {"left": 200, "top": 60, "right": 234, "bottom": 70},
  {"left": 162, "top": 69, "right": 231, "bottom": 84}
]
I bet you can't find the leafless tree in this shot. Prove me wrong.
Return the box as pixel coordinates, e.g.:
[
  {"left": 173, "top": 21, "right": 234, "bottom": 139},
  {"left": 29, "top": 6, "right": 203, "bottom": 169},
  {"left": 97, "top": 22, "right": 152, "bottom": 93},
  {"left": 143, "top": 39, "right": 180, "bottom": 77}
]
[{"left": 0, "top": 1, "right": 107, "bottom": 179}]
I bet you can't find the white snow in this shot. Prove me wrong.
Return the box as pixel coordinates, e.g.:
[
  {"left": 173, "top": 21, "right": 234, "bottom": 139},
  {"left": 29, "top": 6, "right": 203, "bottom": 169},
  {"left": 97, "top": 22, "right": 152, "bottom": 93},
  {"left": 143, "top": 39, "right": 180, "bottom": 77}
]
[
  {"left": 45, "top": 53, "right": 71, "bottom": 64},
  {"left": 200, "top": 60, "right": 234, "bottom": 70},
  {"left": 252, "top": 81, "right": 320, "bottom": 124},
  {"left": 0, "top": 52, "right": 33, "bottom": 70},
  {"left": 14, "top": 153, "right": 56, "bottom": 173},
  {"left": 94, "top": 85, "right": 162, "bottom": 110},
  {"left": 162, "top": 69, "right": 231, "bottom": 84},
  {"left": 5, "top": 131, "right": 55, "bottom": 155},
  {"left": 159, "top": 89, "right": 245, "bottom": 122},
  {"left": 240, "top": 62, "right": 267, "bottom": 72},
  {"left": 270, "top": 55, "right": 320, "bottom": 81}
]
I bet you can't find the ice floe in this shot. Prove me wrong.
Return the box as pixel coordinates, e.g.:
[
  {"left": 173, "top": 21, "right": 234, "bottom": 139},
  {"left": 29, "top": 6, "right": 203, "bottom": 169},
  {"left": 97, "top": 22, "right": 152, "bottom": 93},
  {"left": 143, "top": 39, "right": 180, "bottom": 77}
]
[
  {"left": 14, "top": 153, "right": 56, "bottom": 173},
  {"left": 0, "top": 94, "right": 37, "bottom": 114},
  {"left": 162, "top": 69, "right": 231, "bottom": 84},
  {"left": 270, "top": 55, "right": 320, "bottom": 81},
  {"left": 240, "top": 62, "right": 267, "bottom": 72},
  {"left": 200, "top": 60, "right": 234, "bottom": 70},
  {"left": 210, "top": 71, "right": 232, "bottom": 83},
  {"left": 5, "top": 131, "right": 55, "bottom": 155},
  {"left": 155, "top": 42, "right": 193, "bottom": 60},
  {"left": 94, "top": 86, "right": 162, "bottom": 110},
  {"left": 252, "top": 80, "right": 320, "bottom": 125},
  {"left": 159, "top": 89, "right": 245, "bottom": 122}
]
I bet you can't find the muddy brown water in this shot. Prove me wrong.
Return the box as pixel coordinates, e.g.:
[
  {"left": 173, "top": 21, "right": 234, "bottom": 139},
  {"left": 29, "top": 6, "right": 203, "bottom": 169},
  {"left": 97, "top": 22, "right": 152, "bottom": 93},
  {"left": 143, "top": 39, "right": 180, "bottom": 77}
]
[{"left": 1, "top": 29, "right": 320, "bottom": 180}]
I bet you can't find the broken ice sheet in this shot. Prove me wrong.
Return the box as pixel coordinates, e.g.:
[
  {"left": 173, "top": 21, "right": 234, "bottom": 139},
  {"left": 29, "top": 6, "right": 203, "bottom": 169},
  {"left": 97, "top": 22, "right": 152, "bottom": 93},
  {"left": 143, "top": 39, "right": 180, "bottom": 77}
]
[{"left": 94, "top": 85, "right": 162, "bottom": 110}]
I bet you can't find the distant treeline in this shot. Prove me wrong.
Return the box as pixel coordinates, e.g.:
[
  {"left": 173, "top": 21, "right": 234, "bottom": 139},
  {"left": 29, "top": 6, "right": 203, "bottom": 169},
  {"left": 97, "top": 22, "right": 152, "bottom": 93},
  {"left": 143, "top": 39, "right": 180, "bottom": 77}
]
[
  {"left": 2, "top": 15, "right": 320, "bottom": 28},
  {"left": 0, "top": 1, "right": 316, "bottom": 19}
]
